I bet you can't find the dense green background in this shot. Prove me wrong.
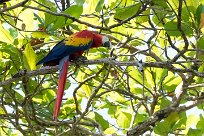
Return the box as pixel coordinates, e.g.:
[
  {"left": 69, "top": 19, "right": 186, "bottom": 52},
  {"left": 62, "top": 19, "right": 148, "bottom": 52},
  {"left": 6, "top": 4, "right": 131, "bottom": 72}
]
[{"left": 1, "top": 0, "right": 204, "bottom": 135}]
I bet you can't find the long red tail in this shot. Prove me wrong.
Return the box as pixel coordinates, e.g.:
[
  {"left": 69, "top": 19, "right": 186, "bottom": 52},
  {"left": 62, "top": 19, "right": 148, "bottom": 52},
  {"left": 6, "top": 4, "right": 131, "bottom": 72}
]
[{"left": 53, "top": 60, "right": 69, "bottom": 121}]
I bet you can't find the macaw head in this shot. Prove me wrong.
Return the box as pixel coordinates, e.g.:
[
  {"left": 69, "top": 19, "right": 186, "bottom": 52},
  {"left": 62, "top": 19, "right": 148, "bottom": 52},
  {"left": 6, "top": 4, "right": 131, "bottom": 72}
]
[
  {"left": 91, "top": 32, "right": 112, "bottom": 48},
  {"left": 102, "top": 35, "right": 112, "bottom": 48}
]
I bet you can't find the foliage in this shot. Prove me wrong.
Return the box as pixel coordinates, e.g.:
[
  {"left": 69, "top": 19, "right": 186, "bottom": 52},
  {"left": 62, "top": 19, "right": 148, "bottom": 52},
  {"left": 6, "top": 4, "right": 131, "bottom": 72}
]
[{"left": 0, "top": 0, "right": 204, "bottom": 135}]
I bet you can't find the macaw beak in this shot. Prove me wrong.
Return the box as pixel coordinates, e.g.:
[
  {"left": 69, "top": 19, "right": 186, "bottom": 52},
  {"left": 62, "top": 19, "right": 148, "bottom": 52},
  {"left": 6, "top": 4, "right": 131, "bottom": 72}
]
[{"left": 103, "top": 41, "right": 112, "bottom": 48}]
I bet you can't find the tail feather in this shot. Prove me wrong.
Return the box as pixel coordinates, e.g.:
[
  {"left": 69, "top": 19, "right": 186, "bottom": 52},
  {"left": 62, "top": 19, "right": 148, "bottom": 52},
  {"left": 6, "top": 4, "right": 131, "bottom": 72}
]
[{"left": 53, "top": 57, "right": 69, "bottom": 121}]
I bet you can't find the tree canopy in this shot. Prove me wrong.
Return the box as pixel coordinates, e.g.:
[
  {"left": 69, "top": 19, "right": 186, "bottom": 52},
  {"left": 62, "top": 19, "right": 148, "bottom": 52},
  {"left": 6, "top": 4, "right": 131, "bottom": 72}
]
[{"left": 1, "top": 0, "right": 204, "bottom": 135}]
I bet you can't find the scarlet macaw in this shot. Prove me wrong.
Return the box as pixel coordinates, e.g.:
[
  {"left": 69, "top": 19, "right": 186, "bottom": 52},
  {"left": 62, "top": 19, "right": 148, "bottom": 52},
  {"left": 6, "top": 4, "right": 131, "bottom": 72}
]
[{"left": 36, "top": 30, "right": 111, "bottom": 120}]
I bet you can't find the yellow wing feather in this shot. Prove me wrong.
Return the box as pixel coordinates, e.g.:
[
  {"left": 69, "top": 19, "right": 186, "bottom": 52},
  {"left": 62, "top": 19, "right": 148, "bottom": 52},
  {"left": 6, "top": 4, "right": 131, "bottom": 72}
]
[{"left": 64, "top": 35, "right": 92, "bottom": 46}]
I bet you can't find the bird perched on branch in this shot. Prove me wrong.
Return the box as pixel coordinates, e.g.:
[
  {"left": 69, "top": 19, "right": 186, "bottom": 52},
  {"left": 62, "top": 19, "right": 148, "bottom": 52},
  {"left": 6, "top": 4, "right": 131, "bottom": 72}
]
[{"left": 36, "top": 30, "right": 111, "bottom": 121}]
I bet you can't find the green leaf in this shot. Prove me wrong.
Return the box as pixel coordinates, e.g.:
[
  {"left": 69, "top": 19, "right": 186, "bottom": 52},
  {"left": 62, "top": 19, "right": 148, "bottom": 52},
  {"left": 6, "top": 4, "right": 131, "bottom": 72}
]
[
  {"left": 187, "top": 128, "right": 202, "bottom": 136},
  {"left": 95, "top": 0, "right": 104, "bottom": 12},
  {"left": 74, "top": 0, "right": 85, "bottom": 5},
  {"left": 155, "top": 112, "right": 180, "bottom": 135},
  {"left": 154, "top": 121, "right": 170, "bottom": 135},
  {"left": 51, "top": 16, "right": 66, "bottom": 30},
  {"left": 156, "top": 69, "right": 168, "bottom": 85},
  {"left": 152, "top": 0, "right": 169, "bottom": 8},
  {"left": 186, "top": 0, "right": 200, "bottom": 8},
  {"left": 81, "top": 84, "right": 92, "bottom": 97},
  {"left": 34, "top": 13, "right": 44, "bottom": 25},
  {"left": 196, "top": 114, "right": 204, "bottom": 134},
  {"left": 32, "top": 96, "right": 43, "bottom": 103},
  {"left": 44, "top": 8, "right": 57, "bottom": 27},
  {"left": 31, "top": 32, "right": 50, "bottom": 38},
  {"left": 197, "top": 35, "right": 204, "bottom": 50},
  {"left": 197, "top": 35, "right": 204, "bottom": 61},
  {"left": 165, "top": 112, "right": 179, "bottom": 127},
  {"left": 69, "top": 24, "right": 80, "bottom": 31},
  {"left": 196, "top": 63, "right": 204, "bottom": 83},
  {"left": 52, "top": 5, "right": 83, "bottom": 30},
  {"left": 76, "top": 69, "right": 92, "bottom": 97},
  {"left": 23, "top": 43, "right": 37, "bottom": 70},
  {"left": 109, "top": 92, "right": 126, "bottom": 103},
  {"left": 172, "top": 113, "right": 187, "bottom": 130},
  {"left": 164, "top": 21, "right": 193, "bottom": 36},
  {"left": 152, "top": 14, "right": 163, "bottom": 27},
  {"left": 135, "top": 9, "right": 150, "bottom": 24},
  {"left": 127, "top": 66, "right": 143, "bottom": 84},
  {"left": 130, "top": 39, "right": 142, "bottom": 46},
  {"left": 114, "top": 4, "right": 141, "bottom": 21},
  {"left": 104, "top": 127, "right": 116, "bottom": 134},
  {"left": 107, "top": 104, "right": 117, "bottom": 118},
  {"left": 44, "top": 89, "right": 55, "bottom": 103},
  {"left": 144, "top": 68, "right": 156, "bottom": 89},
  {"left": 134, "top": 113, "right": 147, "bottom": 125},
  {"left": 65, "top": 5, "right": 83, "bottom": 23},
  {"left": 94, "top": 112, "right": 109, "bottom": 130},
  {"left": 116, "top": 110, "right": 132, "bottom": 128},
  {"left": 164, "top": 74, "right": 181, "bottom": 92},
  {"left": 181, "top": 7, "right": 191, "bottom": 22},
  {"left": 0, "top": 23, "right": 13, "bottom": 44},
  {"left": 196, "top": 4, "right": 204, "bottom": 26},
  {"left": 17, "top": 9, "right": 34, "bottom": 31},
  {"left": 186, "top": 114, "right": 198, "bottom": 128},
  {"left": 159, "top": 97, "right": 171, "bottom": 109}
]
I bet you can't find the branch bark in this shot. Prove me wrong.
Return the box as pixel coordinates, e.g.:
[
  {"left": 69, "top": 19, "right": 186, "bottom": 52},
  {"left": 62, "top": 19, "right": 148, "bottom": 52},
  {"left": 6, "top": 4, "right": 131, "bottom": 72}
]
[{"left": 0, "top": 58, "right": 202, "bottom": 87}]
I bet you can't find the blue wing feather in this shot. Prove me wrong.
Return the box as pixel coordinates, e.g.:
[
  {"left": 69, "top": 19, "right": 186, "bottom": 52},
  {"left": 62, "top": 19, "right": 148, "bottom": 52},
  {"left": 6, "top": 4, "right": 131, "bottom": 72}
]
[{"left": 36, "top": 40, "right": 93, "bottom": 65}]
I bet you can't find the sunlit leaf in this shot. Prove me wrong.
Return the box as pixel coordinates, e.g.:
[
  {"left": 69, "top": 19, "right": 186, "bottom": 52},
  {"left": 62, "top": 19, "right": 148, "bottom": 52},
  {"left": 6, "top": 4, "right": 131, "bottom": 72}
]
[
  {"left": 95, "top": 0, "right": 104, "bottom": 12},
  {"left": 94, "top": 112, "right": 109, "bottom": 130},
  {"left": 65, "top": 5, "right": 83, "bottom": 24},
  {"left": 31, "top": 32, "right": 50, "bottom": 38},
  {"left": 196, "top": 114, "right": 204, "bottom": 134},
  {"left": 45, "top": 8, "right": 57, "bottom": 27},
  {"left": 134, "top": 113, "right": 147, "bottom": 125},
  {"left": 44, "top": 89, "right": 55, "bottom": 103},
  {"left": 172, "top": 113, "right": 187, "bottom": 130},
  {"left": 109, "top": 92, "right": 126, "bottom": 103},
  {"left": 186, "top": 0, "right": 200, "bottom": 8},
  {"left": 164, "top": 74, "right": 181, "bottom": 92},
  {"left": 116, "top": 110, "right": 132, "bottom": 128},
  {"left": 196, "top": 4, "right": 204, "bottom": 28},
  {"left": 165, "top": 112, "right": 180, "bottom": 127},
  {"left": 196, "top": 63, "right": 204, "bottom": 83},
  {"left": 23, "top": 43, "right": 36, "bottom": 70},
  {"left": 16, "top": 9, "right": 34, "bottom": 31},
  {"left": 164, "top": 21, "right": 193, "bottom": 36},
  {"left": 81, "top": 84, "right": 92, "bottom": 97},
  {"left": 155, "top": 112, "right": 180, "bottom": 134},
  {"left": 154, "top": 121, "right": 170, "bottom": 135},
  {"left": 104, "top": 127, "right": 117, "bottom": 134},
  {"left": 187, "top": 128, "right": 202, "bottom": 136},
  {"left": 0, "top": 23, "right": 13, "bottom": 44},
  {"left": 74, "top": 0, "right": 85, "bottom": 5},
  {"left": 159, "top": 97, "right": 171, "bottom": 109},
  {"left": 52, "top": 5, "right": 83, "bottom": 30},
  {"left": 32, "top": 97, "right": 43, "bottom": 103},
  {"left": 197, "top": 35, "right": 204, "bottom": 50},
  {"left": 114, "top": 4, "right": 141, "bottom": 21},
  {"left": 186, "top": 114, "right": 198, "bottom": 128}
]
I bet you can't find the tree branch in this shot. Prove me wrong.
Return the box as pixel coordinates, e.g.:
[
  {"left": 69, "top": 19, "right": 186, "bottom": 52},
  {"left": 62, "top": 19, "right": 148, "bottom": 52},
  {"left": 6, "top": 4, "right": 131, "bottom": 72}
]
[
  {"left": 0, "top": 0, "right": 29, "bottom": 13},
  {"left": 0, "top": 59, "right": 202, "bottom": 87}
]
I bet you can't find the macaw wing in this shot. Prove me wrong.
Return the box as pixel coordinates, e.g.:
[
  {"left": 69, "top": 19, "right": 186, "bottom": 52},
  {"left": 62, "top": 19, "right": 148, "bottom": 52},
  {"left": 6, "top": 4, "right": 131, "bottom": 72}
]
[{"left": 36, "top": 39, "right": 93, "bottom": 65}]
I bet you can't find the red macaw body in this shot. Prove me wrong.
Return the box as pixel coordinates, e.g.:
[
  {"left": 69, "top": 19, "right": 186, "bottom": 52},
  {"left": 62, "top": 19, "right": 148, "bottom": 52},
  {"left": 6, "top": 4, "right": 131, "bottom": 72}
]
[{"left": 36, "top": 30, "right": 110, "bottom": 120}]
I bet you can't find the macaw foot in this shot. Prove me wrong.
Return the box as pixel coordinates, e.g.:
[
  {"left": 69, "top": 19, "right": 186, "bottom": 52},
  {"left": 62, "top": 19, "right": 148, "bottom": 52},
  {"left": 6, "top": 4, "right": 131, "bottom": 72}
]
[{"left": 73, "top": 56, "right": 87, "bottom": 62}]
